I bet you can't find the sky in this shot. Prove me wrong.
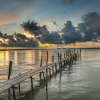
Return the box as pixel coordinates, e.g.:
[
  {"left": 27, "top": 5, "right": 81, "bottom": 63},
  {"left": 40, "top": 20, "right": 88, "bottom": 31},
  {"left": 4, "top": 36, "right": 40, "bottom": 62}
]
[{"left": 0, "top": 0, "right": 100, "bottom": 34}]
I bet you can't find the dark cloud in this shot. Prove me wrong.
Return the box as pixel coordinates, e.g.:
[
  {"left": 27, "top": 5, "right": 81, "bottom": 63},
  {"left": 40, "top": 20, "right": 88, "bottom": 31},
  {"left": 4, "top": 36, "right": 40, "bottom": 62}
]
[
  {"left": 77, "top": 23, "right": 87, "bottom": 34},
  {"left": 0, "top": 32, "right": 38, "bottom": 47},
  {"left": 36, "top": 25, "right": 62, "bottom": 44},
  {"left": 61, "top": 12, "right": 100, "bottom": 43},
  {"left": 83, "top": 12, "right": 100, "bottom": 36},
  {"left": 21, "top": 20, "right": 43, "bottom": 36},
  {"left": 21, "top": 20, "right": 62, "bottom": 44},
  {"left": 0, "top": 31, "right": 3, "bottom": 36},
  {"left": 53, "top": 21, "right": 58, "bottom": 26},
  {"left": 75, "top": 12, "right": 100, "bottom": 42},
  {"left": 77, "top": 23, "right": 96, "bottom": 41},
  {"left": 61, "top": 21, "right": 82, "bottom": 43},
  {"left": 38, "top": 31, "right": 62, "bottom": 44}
]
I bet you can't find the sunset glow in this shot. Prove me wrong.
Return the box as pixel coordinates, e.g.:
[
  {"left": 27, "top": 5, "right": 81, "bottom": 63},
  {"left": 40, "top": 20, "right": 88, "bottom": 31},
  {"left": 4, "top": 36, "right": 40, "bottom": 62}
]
[
  {"left": 38, "top": 41, "right": 57, "bottom": 47},
  {"left": 0, "top": 38, "right": 9, "bottom": 44},
  {"left": 22, "top": 32, "right": 35, "bottom": 39}
]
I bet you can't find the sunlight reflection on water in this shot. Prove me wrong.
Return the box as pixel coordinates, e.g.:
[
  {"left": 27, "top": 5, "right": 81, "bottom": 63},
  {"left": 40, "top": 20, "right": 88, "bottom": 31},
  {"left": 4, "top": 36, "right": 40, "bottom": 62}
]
[{"left": 1, "top": 49, "right": 100, "bottom": 100}]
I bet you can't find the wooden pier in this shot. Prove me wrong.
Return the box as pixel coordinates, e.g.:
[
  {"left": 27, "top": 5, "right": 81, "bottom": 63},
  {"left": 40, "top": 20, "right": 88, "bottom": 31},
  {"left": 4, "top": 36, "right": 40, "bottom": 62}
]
[{"left": 0, "top": 49, "right": 81, "bottom": 100}]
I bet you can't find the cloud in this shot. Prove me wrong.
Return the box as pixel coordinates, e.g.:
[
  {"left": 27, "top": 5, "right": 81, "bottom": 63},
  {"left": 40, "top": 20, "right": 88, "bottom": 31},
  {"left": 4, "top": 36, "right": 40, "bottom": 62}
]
[
  {"left": 83, "top": 12, "right": 100, "bottom": 36},
  {"left": 76, "top": 12, "right": 100, "bottom": 42},
  {"left": 0, "top": 0, "right": 42, "bottom": 25},
  {"left": 38, "top": 31, "right": 62, "bottom": 44},
  {"left": 21, "top": 20, "right": 43, "bottom": 36},
  {"left": 21, "top": 20, "right": 62, "bottom": 44},
  {"left": 61, "top": 21, "right": 82, "bottom": 43},
  {"left": 0, "top": 32, "right": 39, "bottom": 47},
  {"left": 77, "top": 23, "right": 96, "bottom": 41},
  {"left": 53, "top": 21, "right": 58, "bottom": 26},
  {"left": 61, "top": 12, "right": 100, "bottom": 43}
]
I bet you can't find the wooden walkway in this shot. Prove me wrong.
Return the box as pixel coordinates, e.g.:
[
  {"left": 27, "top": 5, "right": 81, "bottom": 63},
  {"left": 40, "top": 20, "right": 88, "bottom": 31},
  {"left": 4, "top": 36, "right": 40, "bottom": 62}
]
[{"left": 0, "top": 49, "right": 81, "bottom": 100}]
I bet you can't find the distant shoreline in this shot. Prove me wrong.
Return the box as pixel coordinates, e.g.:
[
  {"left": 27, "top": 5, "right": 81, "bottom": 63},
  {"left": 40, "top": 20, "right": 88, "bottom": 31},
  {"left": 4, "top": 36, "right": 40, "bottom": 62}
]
[
  {"left": 0, "top": 47, "right": 100, "bottom": 51},
  {"left": 0, "top": 47, "right": 58, "bottom": 51}
]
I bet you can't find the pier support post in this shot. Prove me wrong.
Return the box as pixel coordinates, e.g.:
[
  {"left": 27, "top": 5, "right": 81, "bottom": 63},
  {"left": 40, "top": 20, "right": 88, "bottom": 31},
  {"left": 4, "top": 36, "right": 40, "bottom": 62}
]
[
  {"left": 47, "top": 51, "right": 48, "bottom": 62},
  {"left": 48, "top": 68, "right": 51, "bottom": 77},
  {"left": 58, "top": 53, "right": 60, "bottom": 61},
  {"left": 12, "top": 85, "right": 16, "bottom": 100},
  {"left": 30, "top": 76, "right": 33, "bottom": 91},
  {"left": 40, "top": 56, "right": 43, "bottom": 80},
  {"left": 8, "top": 89, "right": 11, "bottom": 100},
  {"left": 43, "top": 72, "right": 45, "bottom": 80},
  {"left": 40, "top": 56, "right": 43, "bottom": 67},
  {"left": 40, "top": 72, "right": 42, "bottom": 80},
  {"left": 52, "top": 66, "right": 54, "bottom": 74},
  {"left": 55, "top": 64, "right": 57, "bottom": 73},
  {"left": 52, "top": 55, "right": 54, "bottom": 62},
  {"left": 46, "top": 60, "right": 48, "bottom": 92},
  {"left": 18, "top": 83, "right": 21, "bottom": 97}
]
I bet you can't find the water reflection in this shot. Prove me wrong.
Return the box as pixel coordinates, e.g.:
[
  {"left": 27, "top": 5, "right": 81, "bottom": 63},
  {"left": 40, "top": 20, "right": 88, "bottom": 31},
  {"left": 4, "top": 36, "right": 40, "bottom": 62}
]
[
  {"left": 0, "top": 49, "right": 67, "bottom": 82},
  {"left": 15, "top": 49, "right": 100, "bottom": 100},
  {"left": 14, "top": 51, "right": 18, "bottom": 66},
  {"left": 1, "top": 49, "right": 88, "bottom": 100}
]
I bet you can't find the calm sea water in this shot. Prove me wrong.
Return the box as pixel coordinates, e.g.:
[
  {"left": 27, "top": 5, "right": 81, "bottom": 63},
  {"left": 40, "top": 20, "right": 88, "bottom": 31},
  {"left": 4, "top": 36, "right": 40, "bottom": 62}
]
[{"left": 0, "top": 49, "right": 100, "bottom": 100}]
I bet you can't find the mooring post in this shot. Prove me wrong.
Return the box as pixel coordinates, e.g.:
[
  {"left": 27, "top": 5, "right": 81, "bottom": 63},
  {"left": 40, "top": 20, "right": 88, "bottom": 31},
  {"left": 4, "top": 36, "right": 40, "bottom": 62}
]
[
  {"left": 64, "top": 53, "right": 65, "bottom": 58},
  {"left": 77, "top": 51, "right": 79, "bottom": 60},
  {"left": 40, "top": 56, "right": 43, "bottom": 79},
  {"left": 60, "top": 54, "right": 62, "bottom": 61},
  {"left": 47, "top": 51, "right": 48, "bottom": 63},
  {"left": 52, "top": 55, "right": 54, "bottom": 62},
  {"left": 8, "top": 89, "right": 11, "bottom": 100},
  {"left": 58, "top": 52, "right": 61, "bottom": 70},
  {"left": 46, "top": 51, "right": 48, "bottom": 75},
  {"left": 49, "top": 68, "right": 51, "bottom": 77},
  {"left": 58, "top": 52, "right": 59, "bottom": 61},
  {"left": 18, "top": 73, "right": 21, "bottom": 97},
  {"left": 43, "top": 72, "right": 45, "bottom": 80},
  {"left": 46, "top": 59, "right": 48, "bottom": 92},
  {"left": 52, "top": 65, "right": 54, "bottom": 74},
  {"left": 80, "top": 49, "right": 81, "bottom": 54},
  {"left": 12, "top": 85, "right": 16, "bottom": 100},
  {"left": 8, "top": 61, "right": 12, "bottom": 80},
  {"left": 30, "top": 76, "right": 33, "bottom": 91},
  {"left": 75, "top": 53, "right": 77, "bottom": 61},
  {"left": 46, "top": 50, "right": 48, "bottom": 77},
  {"left": 40, "top": 56, "right": 43, "bottom": 67},
  {"left": 18, "top": 83, "right": 21, "bottom": 97},
  {"left": 52, "top": 55, "right": 54, "bottom": 74},
  {"left": 59, "top": 54, "right": 62, "bottom": 71},
  {"left": 54, "top": 63, "right": 57, "bottom": 73},
  {"left": 74, "top": 49, "right": 75, "bottom": 54},
  {"left": 80, "top": 49, "right": 81, "bottom": 57},
  {"left": 66, "top": 51, "right": 67, "bottom": 57}
]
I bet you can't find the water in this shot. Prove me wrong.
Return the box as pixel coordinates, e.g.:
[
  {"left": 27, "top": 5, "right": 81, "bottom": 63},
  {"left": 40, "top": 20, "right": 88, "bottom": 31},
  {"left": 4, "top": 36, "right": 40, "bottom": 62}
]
[{"left": 0, "top": 49, "right": 100, "bottom": 100}]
